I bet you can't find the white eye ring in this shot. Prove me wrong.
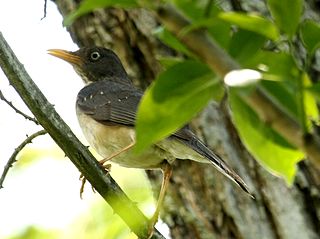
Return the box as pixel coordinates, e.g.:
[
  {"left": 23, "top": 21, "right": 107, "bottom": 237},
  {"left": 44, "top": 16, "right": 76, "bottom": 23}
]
[{"left": 90, "top": 51, "right": 100, "bottom": 61}]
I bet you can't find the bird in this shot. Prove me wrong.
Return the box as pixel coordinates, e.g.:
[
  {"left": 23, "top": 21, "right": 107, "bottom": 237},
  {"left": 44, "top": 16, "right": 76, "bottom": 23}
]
[{"left": 48, "top": 46, "right": 252, "bottom": 234}]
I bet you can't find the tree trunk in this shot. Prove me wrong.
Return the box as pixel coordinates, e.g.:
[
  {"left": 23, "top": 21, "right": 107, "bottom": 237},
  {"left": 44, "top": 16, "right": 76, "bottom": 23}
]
[{"left": 52, "top": 1, "right": 320, "bottom": 238}]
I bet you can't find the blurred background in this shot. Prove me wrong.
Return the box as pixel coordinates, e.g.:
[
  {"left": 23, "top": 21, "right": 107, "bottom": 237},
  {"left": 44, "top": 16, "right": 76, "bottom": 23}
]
[{"left": 0, "top": 1, "right": 163, "bottom": 238}]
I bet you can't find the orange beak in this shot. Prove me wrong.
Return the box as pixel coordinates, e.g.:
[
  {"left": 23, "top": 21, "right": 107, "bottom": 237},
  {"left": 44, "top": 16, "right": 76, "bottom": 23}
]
[{"left": 47, "top": 49, "right": 83, "bottom": 66}]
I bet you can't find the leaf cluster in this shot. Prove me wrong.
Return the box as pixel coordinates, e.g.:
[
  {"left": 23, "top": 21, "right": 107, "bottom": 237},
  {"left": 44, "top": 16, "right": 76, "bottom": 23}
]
[{"left": 66, "top": 0, "right": 320, "bottom": 183}]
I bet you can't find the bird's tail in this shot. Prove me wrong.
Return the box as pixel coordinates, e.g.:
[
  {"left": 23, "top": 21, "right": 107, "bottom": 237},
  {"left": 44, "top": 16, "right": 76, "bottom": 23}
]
[{"left": 190, "top": 137, "right": 254, "bottom": 198}]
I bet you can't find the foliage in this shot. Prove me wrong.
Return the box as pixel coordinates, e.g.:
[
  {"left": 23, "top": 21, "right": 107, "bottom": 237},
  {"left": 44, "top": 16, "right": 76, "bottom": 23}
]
[
  {"left": 65, "top": 0, "right": 320, "bottom": 183},
  {"left": 65, "top": 167, "right": 154, "bottom": 239},
  {"left": 6, "top": 226, "right": 59, "bottom": 239},
  {"left": 135, "top": 60, "right": 223, "bottom": 152},
  {"left": 5, "top": 162, "right": 153, "bottom": 239}
]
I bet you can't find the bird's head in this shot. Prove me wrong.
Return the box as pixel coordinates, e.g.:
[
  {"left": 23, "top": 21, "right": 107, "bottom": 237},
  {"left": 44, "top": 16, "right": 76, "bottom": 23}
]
[{"left": 48, "top": 47, "right": 129, "bottom": 84}]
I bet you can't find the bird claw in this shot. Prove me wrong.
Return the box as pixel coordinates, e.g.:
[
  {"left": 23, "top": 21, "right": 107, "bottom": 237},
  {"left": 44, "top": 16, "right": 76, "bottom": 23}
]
[{"left": 79, "top": 163, "right": 112, "bottom": 199}]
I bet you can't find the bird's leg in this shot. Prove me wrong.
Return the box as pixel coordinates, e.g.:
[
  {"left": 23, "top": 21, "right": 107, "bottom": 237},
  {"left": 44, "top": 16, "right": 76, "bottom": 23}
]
[
  {"left": 99, "top": 141, "right": 135, "bottom": 165},
  {"left": 148, "top": 162, "right": 173, "bottom": 238},
  {"left": 79, "top": 141, "right": 135, "bottom": 199}
]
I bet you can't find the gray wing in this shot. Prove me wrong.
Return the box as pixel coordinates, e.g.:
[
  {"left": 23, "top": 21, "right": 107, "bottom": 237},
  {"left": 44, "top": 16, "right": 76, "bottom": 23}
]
[{"left": 76, "top": 80, "right": 141, "bottom": 126}]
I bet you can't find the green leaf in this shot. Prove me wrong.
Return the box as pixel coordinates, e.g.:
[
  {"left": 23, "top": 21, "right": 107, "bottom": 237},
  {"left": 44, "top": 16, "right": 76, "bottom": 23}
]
[
  {"left": 156, "top": 56, "right": 184, "bottom": 68},
  {"left": 135, "top": 60, "right": 223, "bottom": 152},
  {"left": 206, "top": 18, "right": 232, "bottom": 49},
  {"left": 218, "top": 12, "right": 279, "bottom": 41},
  {"left": 179, "top": 18, "right": 231, "bottom": 49},
  {"left": 246, "top": 51, "right": 308, "bottom": 124},
  {"left": 153, "top": 27, "right": 194, "bottom": 57},
  {"left": 247, "top": 51, "right": 317, "bottom": 132},
  {"left": 306, "top": 82, "right": 320, "bottom": 101},
  {"left": 229, "top": 90, "right": 304, "bottom": 184},
  {"left": 300, "top": 20, "right": 320, "bottom": 55},
  {"left": 267, "top": 0, "right": 303, "bottom": 37},
  {"left": 228, "top": 30, "right": 266, "bottom": 64},
  {"left": 173, "top": 0, "right": 231, "bottom": 49},
  {"left": 246, "top": 51, "right": 299, "bottom": 81},
  {"left": 302, "top": 73, "right": 319, "bottom": 127},
  {"left": 173, "top": 0, "right": 222, "bottom": 20},
  {"left": 63, "top": 0, "right": 138, "bottom": 26},
  {"left": 261, "top": 80, "right": 300, "bottom": 121}
]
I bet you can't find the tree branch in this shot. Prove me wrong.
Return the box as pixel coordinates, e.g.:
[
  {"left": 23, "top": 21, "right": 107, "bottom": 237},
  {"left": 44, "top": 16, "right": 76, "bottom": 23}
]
[
  {"left": 0, "top": 90, "right": 39, "bottom": 124},
  {"left": 156, "top": 4, "right": 320, "bottom": 168},
  {"left": 0, "top": 32, "right": 165, "bottom": 239},
  {"left": 0, "top": 129, "right": 47, "bottom": 188},
  {"left": 41, "top": 0, "right": 48, "bottom": 20}
]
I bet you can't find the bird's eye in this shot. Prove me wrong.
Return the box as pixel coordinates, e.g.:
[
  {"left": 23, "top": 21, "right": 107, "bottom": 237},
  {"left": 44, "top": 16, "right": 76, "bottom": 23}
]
[{"left": 90, "top": 51, "right": 100, "bottom": 61}]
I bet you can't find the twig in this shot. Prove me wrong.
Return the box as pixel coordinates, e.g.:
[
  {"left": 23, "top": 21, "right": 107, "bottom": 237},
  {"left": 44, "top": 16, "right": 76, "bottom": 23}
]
[
  {"left": 41, "top": 0, "right": 47, "bottom": 20},
  {"left": 0, "top": 32, "right": 164, "bottom": 239},
  {"left": 156, "top": 4, "right": 320, "bottom": 168},
  {"left": 0, "top": 90, "right": 39, "bottom": 124},
  {"left": 0, "top": 130, "right": 47, "bottom": 188}
]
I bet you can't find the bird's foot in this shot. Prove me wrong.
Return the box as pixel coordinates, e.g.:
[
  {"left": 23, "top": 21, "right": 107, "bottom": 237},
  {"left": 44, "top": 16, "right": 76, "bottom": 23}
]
[{"left": 79, "top": 163, "right": 111, "bottom": 199}]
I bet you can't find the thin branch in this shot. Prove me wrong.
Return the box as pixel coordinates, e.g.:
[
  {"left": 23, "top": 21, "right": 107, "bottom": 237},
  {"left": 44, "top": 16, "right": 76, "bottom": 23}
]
[
  {"left": 41, "top": 0, "right": 48, "bottom": 20},
  {"left": 0, "top": 90, "right": 39, "bottom": 124},
  {"left": 0, "top": 32, "right": 164, "bottom": 239},
  {"left": 0, "top": 130, "right": 47, "bottom": 188},
  {"left": 156, "top": 4, "right": 320, "bottom": 168}
]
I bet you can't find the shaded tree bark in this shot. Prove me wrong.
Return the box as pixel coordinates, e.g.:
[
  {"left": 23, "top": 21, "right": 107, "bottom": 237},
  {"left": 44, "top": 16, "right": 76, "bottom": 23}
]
[{"left": 52, "top": 1, "right": 320, "bottom": 238}]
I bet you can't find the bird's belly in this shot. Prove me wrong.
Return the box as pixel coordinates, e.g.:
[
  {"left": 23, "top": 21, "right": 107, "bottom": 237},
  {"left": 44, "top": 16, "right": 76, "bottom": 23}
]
[{"left": 76, "top": 110, "right": 167, "bottom": 169}]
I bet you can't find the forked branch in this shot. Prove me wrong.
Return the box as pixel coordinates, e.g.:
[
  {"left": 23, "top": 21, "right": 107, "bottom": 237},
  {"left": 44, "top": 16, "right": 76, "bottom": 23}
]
[{"left": 0, "top": 129, "right": 47, "bottom": 188}]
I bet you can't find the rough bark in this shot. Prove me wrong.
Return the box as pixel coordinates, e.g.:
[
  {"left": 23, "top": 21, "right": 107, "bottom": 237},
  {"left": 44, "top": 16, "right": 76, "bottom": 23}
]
[{"left": 52, "top": 1, "right": 320, "bottom": 238}]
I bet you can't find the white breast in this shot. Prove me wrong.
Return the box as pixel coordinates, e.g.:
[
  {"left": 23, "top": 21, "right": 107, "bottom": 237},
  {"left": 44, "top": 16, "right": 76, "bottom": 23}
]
[{"left": 76, "top": 108, "right": 170, "bottom": 169}]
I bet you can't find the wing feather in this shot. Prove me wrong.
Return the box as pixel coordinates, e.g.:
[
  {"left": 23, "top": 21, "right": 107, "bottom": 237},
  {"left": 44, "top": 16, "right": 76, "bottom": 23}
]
[{"left": 76, "top": 80, "right": 141, "bottom": 126}]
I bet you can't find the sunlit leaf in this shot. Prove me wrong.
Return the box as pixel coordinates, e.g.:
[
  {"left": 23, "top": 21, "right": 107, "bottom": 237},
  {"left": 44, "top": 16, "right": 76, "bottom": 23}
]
[
  {"left": 300, "top": 20, "right": 320, "bottom": 55},
  {"left": 64, "top": 0, "right": 138, "bottom": 26},
  {"left": 218, "top": 12, "right": 279, "bottom": 40},
  {"left": 230, "top": 90, "right": 304, "bottom": 184},
  {"left": 267, "top": 0, "right": 302, "bottom": 37},
  {"left": 306, "top": 82, "right": 320, "bottom": 101},
  {"left": 302, "top": 73, "right": 319, "bottom": 125},
  {"left": 246, "top": 51, "right": 299, "bottom": 81},
  {"left": 135, "top": 60, "right": 223, "bottom": 152}
]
